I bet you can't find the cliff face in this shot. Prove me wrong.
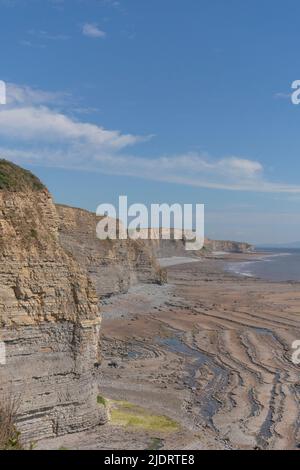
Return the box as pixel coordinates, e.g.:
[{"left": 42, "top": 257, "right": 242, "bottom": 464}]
[
  {"left": 139, "top": 230, "right": 253, "bottom": 258},
  {"left": 204, "top": 238, "right": 253, "bottom": 253},
  {"left": 56, "top": 205, "right": 166, "bottom": 298},
  {"left": 0, "top": 162, "right": 107, "bottom": 444}
]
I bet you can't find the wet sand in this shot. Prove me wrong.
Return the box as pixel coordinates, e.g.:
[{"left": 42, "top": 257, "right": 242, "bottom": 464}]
[{"left": 38, "top": 254, "right": 300, "bottom": 450}]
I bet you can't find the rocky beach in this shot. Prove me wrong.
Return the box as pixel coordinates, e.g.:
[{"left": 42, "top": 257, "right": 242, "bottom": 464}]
[
  {"left": 37, "top": 253, "right": 300, "bottom": 450},
  {"left": 1, "top": 1, "right": 300, "bottom": 458},
  {"left": 1, "top": 161, "right": 299, "bottom": 451}
]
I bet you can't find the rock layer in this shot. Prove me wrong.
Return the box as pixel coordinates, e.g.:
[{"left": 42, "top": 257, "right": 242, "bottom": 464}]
[
  {"left": 141, "top": 232, "right": 253, "bottom": 258},
  {"left": 0, "top": 162, "right": 107, "bottom": 444},
  {"left": 56, "top": 204, "right": 166, "bottom": 298},
  {"left": 204, "top": 238, "right": 253, "bottom": 253}
]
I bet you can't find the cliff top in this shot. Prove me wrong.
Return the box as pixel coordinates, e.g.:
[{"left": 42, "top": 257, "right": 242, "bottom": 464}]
[{"left": 0, "top": 159, "right": 46, "bottom": 192}]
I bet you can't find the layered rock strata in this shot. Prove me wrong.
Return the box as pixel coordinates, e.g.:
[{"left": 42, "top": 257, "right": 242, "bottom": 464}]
[
  {"left": 0, "top": 161, "right": 107, "bottom": 444},
  {"left": 140, "top": 230, "right": 253, "bottom": 258},
  {"left": 56, "top": 204, "right": 166, "bottom": 298},
  {"left": 204, "top": 238, "right": 253, "bottom": 253}
]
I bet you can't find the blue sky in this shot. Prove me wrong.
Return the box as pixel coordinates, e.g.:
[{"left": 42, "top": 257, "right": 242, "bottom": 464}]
[{"left": 1, "top": 0, "right": 300, "bottom": 244}]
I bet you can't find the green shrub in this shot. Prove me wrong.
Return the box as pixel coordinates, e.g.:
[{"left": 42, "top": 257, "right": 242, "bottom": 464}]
[
  {"left": 0, "top": 159, "right": 46, "bottom": 192},
  {"left": 0, "top": 397, "right": 22, "bottom": 450},
  {"left": 97, "top": 395, "right": 107, "bottom": 407}
]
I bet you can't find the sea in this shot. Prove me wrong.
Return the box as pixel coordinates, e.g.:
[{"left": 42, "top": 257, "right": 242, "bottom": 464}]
[{"left": 225, "top": 248, "right": 300, "bottom": 282}]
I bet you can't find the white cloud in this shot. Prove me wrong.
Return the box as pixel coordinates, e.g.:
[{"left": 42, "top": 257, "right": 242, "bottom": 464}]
[
  {"left": 0, "top": 106, "right": 142, "bottom": 149},
  {"left": 82, "top": 23, "right": 106, "bottom": 38},
  {"left": 5, "top": 82, "right": 67, "bottom": 105},
  {"left": 1, "top": 83, "right": 300, "bottom": 194}
]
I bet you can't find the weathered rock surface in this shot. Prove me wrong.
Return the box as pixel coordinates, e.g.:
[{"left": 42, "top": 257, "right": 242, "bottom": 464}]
[
  {"left": 139, "top": 229, "right": 253, "bottom": 258},
  {"left": 204, "top": 238, "right": 253, "bottom": 253},
  {"left": 0, "top": 159, "right": 254, "bottom": 448},
  {"left": 0, "top": 161, "right": 107, "bottom": 444},
  {"left": 56, "top": 205, "right": 166, "bottom": 298}
]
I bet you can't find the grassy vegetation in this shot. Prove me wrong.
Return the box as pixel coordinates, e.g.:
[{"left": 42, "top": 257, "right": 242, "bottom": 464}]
[
  {"left": 30, "top": 228, "right": 38, "bottom": 239},
  {"left": 110, "top": 400, "right": 179, "bottom": 433},
  {"left": 0, "top": 397, "right": 22, "bottom": 450},
  {"left": 97, "top": 395, "right": 107, "bottom": 407},
  {"left": 0, "top": 159, "right": 46, "bottom": 192},
  {"left": 147, "top": 437, "right": 163, "bottom": 450}
]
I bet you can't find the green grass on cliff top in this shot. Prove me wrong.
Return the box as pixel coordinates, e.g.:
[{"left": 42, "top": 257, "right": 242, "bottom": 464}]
[{"left": 0, "top": 159, "right": 46, "bottom": 191}]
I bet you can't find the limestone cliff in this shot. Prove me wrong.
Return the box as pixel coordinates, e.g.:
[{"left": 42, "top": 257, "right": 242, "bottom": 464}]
[
  {"left": 204, "top": 238, "right": 253, "bottom": 253},
  {"left": 56, "top": 205, "right": 166, "bottom": 298},
  {"left": 139, "top": 229, "right": 253, "bottom": 258},
  {"left": 0, "top": 160, "right": 107, "bottom": 444}
]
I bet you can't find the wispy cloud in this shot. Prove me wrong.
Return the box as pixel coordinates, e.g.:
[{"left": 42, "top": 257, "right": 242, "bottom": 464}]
[
  {"left": 19, "top": 39, "right": 46, "bottom": 49},
  {"left": 6, "top": 82, "right": 69, "bottom": 106},
  {"left": 0, "top": 0, "right": 65, "bottom": 6},
  {"left": 82, "top": 23, "right": 106, "bottom": 38},
  {"left": 0, "top": 106, "right": 143, "bottom": 148},
  {"left": 274, "top": 91, "right": 292, "bottom": 100},
  {"left": 20, "top": 28, "right": 70, "bottom": 48},
  {"left": 28, "top": 29, "right": 70, "bottom": 41},
  {"left": 1, "top": 83, "right": 300, "bottom": 194},
  {"left": 101, "top": 0, "right": 121, "bottom": 9}
]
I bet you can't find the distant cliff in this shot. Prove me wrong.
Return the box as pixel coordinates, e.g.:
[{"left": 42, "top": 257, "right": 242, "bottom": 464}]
[
  {"left": 56, "top": 205, "right": 166, "bottom": 299},
  {"left": 204, "top": 238, "right": 254, "bottom": 254},
  {"left": 0, "top": 160, "right": 107, "bottom": 445},
  {"left": 137, "top": 229, "right": 253, "bottom": 258}
]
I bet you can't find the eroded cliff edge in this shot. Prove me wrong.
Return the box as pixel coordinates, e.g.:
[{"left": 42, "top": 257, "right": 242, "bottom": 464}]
[
  {"left": 0, "top": 160, "right": 107, "bottom": 444},
  {"left": 0, "top": 160, "right": 253, "bottom": 447},
  {"left": 141, "top": 231, "right": 253, "bottom": 258},
  {"left": 204, "top": 238, "right": 253, "bottom": 253},
  {"left": 56, "top": 204, "right": 166, "bottom": 298}
]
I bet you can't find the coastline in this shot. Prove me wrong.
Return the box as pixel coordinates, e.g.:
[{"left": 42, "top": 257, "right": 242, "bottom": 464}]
[
  {"left": 37, "top": 254, "right": 300, "bottom": 450},
  {"left": 219, "top": 250, "right": 300, "bottom": 284}
]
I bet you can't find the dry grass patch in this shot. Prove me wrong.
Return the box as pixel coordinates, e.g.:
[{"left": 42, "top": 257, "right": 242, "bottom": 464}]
[
  {"left": 110, "top": 400, "right": 179, "bottom": 434},
  {"left": 0, "top": 396, "right": 22, "bottom": 450}
]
